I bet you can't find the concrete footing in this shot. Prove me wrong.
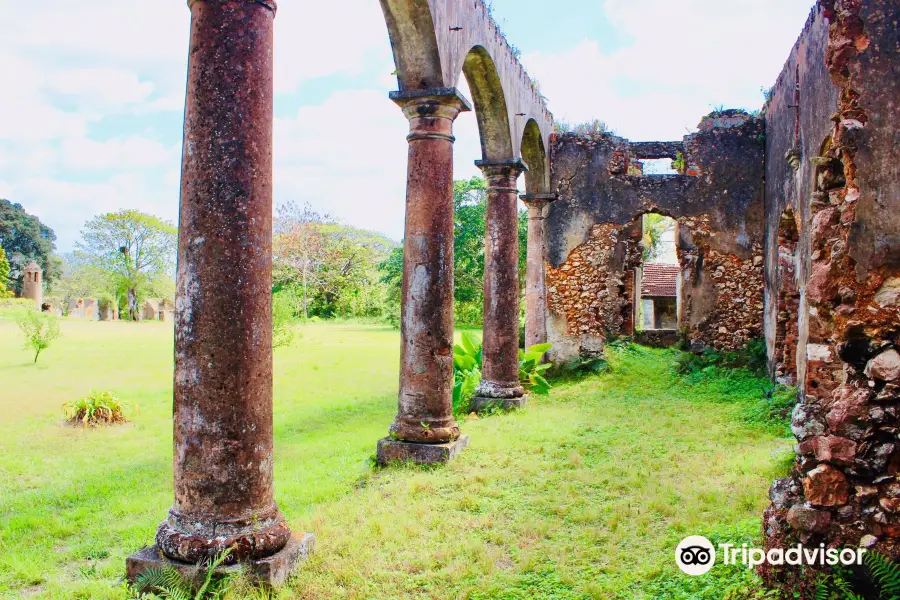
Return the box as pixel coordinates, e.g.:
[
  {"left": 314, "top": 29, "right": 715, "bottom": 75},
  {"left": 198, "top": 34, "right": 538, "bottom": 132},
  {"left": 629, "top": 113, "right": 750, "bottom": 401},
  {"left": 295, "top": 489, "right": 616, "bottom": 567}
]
[
  {"left": 126, "top": 532, "right": 314, "bottom": 590},
  {"left": 376, "top": 435, "right": 469, "bottom": 465},
  {"left": 470, "top": 395, "right": 528, "bottom": 413}
]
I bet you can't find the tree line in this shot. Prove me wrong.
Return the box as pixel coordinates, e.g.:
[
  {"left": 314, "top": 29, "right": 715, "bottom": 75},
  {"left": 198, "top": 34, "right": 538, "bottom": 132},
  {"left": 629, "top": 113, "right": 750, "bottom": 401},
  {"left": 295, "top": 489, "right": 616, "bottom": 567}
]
[{"left": 2, "top": 176, "right": 528, "bottom": 326}]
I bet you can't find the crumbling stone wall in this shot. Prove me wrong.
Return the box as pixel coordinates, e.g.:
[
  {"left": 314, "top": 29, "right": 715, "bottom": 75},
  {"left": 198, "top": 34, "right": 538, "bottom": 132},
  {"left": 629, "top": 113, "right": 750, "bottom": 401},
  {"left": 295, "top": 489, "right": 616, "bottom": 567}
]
[
  {"left": 545, "top": 114, "right": 766, "bottom": 361},
  {"left": 762, "top": 0, "right": 900, "bottom": 592}
]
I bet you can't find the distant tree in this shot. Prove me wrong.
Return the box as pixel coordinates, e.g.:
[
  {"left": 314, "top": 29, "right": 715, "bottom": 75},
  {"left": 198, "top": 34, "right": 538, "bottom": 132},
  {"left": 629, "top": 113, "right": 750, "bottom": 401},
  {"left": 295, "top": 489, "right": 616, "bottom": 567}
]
[
  {"left": 453, "top": 178, "right": 488, "bottom": 315},
  {"left": 642, "top": 214, "right": 676, "bottom": 263},
  {"left": 380, "top": 176, "right": 528, "bottom": 327},
  {"left": 0, "top": 247, "right": 11, "bottom": 297},
  {"left": 274, "top": 202, "right": 334, "bottom": 319},
  {"left": 274, "top": 202, "right": 396, "bottom": 319},
  {"left": 74, "top": 210, "right": 177, "bottom": 320},
  {"left": 50, "top": 255, "right": 110, "bottom": 304},
  {"left": 0, "top": 199, "right": 62, "bottom": 294}
]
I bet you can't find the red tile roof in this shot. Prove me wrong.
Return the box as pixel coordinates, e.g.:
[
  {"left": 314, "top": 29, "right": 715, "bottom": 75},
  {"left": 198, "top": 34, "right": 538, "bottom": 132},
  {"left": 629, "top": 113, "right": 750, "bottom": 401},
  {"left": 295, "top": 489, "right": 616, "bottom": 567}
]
[{"left": 642, "top": 264, "right": 679, "bottom": 297}]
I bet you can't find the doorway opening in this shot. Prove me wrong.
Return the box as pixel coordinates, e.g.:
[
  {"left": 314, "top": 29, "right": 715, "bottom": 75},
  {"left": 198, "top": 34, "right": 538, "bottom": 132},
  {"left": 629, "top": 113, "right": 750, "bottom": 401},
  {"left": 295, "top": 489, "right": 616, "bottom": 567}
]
[{"left": 634, "top": 214, "right": 681, "bottom": 344}]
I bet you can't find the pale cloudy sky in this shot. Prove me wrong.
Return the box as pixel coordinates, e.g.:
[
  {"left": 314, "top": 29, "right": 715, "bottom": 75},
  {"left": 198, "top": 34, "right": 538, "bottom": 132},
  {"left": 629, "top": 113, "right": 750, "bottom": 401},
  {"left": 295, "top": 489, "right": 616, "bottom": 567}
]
[{"left": 0, "top": 0, "right": 815, "bottom": 251}]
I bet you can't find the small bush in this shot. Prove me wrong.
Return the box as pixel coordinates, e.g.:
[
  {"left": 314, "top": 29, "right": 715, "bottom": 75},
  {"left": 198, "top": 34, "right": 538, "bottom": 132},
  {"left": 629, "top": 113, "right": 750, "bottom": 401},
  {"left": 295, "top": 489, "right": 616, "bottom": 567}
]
[
  {"left": 64, "top": 391, "right": 129, "bottom": 427},
  {"left": 674, "top": 338, "right": 768, "bottom": 377},
  {"left": 15, "top": 310, "right": 61, "bottom": 363}
]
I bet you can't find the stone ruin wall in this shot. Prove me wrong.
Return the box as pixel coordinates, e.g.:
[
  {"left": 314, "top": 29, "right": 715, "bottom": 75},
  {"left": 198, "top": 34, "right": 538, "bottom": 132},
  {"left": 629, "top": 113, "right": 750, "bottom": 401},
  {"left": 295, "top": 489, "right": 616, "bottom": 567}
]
[
  {"left": 762, "top": 0, "right": 900, "bottom": 591},
  {"left": 545, "top": 115, "right": 766, "bottom": 362}
]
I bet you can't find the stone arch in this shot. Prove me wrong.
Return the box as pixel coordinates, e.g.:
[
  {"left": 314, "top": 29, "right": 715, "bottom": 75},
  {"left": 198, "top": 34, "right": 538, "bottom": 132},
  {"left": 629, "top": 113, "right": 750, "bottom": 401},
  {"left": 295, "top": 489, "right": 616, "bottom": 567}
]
[
  {"left": 379, "top": 0, "right": 443, "bottom": 90},
  {"left": 521, "top": 118, "right": 549, "bottom": 194},
  {"left": 461, "top": 45, "right": 513, "bottom": 161},
  {"left": 378, "top": 0, "right": 553, "bottom": 162}
]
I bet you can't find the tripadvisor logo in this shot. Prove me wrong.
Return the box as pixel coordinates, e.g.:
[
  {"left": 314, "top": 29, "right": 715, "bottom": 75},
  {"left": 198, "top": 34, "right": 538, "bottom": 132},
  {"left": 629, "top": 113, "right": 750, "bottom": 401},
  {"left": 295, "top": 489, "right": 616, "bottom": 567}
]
[
  {"left": 675, "top": 536, "right": 868, "bottom": 576},
  {"left": 676, "top": 536, "right": 716, "bottom": 576}
]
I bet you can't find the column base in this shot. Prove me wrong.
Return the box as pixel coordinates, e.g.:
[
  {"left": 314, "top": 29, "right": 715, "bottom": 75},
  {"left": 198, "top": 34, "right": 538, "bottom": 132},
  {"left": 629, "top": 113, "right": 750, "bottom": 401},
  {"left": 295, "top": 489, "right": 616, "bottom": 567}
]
[
  {"left": 470, "top": 395, "right": 528, "bottom": 413},
  {"left": 126, "top": 532, "right": 314, "bottom": 590},
  {"left": 376, "top": 435, "right": 469, "bottom": 465}
]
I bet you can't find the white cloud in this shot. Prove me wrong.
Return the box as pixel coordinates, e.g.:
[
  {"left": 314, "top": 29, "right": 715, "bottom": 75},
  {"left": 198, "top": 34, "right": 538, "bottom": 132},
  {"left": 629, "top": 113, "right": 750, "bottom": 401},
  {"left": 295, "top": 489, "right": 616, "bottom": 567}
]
[
  {"left": 272, "top": 86, "right": 486, "bottom": 241},
  {"left": 273, "top": 0, "right": 392, "bottom": 94},
  {"left": 59, "top": 136, "right": 175, "bottom": 171},
  {"left": 274, "top": 89, "right": 408, "bottom": 239},
  {"left": 10, "top": 174, "right": 180, "bottom": 250},
  {"left": 48, "top": 68, "right": 155, "bottom": 109},
  {"left": 524, "top": 0, "right": 816, "bottom": 140}
]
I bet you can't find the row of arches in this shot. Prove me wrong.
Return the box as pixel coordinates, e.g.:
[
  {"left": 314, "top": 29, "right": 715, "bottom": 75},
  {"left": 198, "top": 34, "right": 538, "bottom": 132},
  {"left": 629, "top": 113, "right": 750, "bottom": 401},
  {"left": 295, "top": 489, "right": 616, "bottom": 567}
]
[
  {"left": 380, "top": 0, "right": 552, "bottom": 193},
  {"left": 376, "top": 0, "right": 556, "bottom": 454}
]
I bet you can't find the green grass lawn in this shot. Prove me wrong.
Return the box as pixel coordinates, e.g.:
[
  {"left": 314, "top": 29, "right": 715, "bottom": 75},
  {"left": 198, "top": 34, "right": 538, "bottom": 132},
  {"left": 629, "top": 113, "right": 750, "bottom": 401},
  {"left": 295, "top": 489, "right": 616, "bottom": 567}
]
[{"left": 0, "top": 316, "right": 792, "bottom": 599}]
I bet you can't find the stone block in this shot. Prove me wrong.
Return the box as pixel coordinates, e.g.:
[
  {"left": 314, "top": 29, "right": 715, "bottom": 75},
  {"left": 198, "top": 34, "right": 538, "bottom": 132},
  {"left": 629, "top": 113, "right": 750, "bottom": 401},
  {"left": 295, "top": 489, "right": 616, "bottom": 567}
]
[
  {"left": 126, "top": 532, "right": 314, "bottom": 590},
  {"left": 376, "top": 435, "right": 469, "bottom": 465},
  {"left": 470, "top": 396, "right": 528, "bottom": 413}
]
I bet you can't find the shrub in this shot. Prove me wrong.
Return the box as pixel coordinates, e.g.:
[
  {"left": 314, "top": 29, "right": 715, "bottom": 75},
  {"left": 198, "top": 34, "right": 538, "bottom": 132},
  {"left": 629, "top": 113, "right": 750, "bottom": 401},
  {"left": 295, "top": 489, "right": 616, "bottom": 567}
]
[
  {"left": 452, "top": 332, "right": 553, "bottom": 414},
  {"left": 551, "top": 356, "right": 610, "bottom": 379},
  {"left": 15, "top": 310, "right": 61, "bottom": 363},
  {"left": 518, "top": 343, "right": 552, "bottom": 395},
  {"left": 98, "top": 293, "right": 115, "bottom": 312},
  {"left": 674, "top": 338, "right": 768, "bottom": 378},
  {"left": 453, "top": 332, "right": 483, "bottom": 415},
  {"left": 64, "top": 390, "right": 128, "bottom": 427}
]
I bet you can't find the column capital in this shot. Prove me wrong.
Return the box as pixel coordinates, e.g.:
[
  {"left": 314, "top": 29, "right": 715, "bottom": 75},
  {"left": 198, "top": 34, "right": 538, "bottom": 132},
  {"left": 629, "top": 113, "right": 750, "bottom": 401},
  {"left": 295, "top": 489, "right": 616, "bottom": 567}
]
[
  {"left": 475, "top": 159, "right": 528, "bottom": 179},
  {"left": 189, "top": 0, "right": 277, "bottom": 11},
  {"left": 390, "top": 88, "right": 473, "bottom": 121},
  {"left": 520, "top": 193, "right": 557, "bottom": 218}
]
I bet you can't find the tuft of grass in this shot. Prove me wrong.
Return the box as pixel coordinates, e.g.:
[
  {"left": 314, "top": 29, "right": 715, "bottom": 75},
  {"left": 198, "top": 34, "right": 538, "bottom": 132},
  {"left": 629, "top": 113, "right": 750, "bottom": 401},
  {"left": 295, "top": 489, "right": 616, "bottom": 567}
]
[{"left": 64, "top": 390, "right": 129, "bottom": 427}]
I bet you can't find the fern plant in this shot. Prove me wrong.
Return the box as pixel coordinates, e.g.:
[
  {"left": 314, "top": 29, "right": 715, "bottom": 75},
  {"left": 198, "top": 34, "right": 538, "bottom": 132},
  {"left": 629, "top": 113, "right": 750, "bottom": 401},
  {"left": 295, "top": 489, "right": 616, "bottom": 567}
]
[
  {"left": 816, "top": 552, "right": 900, "bottom": 600},
  {"left": 131, "top": 548, "right": 235, "bottom": 600}
]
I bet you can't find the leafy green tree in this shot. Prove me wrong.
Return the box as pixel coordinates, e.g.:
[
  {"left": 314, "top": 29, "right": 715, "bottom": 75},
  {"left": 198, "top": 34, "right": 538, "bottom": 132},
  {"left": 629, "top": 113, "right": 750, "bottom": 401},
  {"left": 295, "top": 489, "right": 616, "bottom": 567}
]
[
  {"left": 74, "top": 210, "right": 177, "bottom": 320},
  {"left": 0, "top": 199, "right": 62, "bottom": 293},
  {"left": 274, "top": 202, "right": 333, "bottom": 319},
  {"left": 0, "top": 247, "right": 11, "bottom": 297},
  {"left": 49, "top": 254, "right": 110, "bottom": 304}
]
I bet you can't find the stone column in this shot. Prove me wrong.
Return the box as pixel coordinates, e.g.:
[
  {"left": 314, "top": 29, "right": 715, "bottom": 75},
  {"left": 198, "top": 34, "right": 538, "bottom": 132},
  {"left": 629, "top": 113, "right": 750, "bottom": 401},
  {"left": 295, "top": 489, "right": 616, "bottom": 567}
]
[
  {"left": 520, "top": 194, "right": 556, "bottom": 350},
  {"left": 376, "top": 89, "right": 472, "bottom": 465},
  {"left": 471, "top": 161, "right": 528, "bottom": 413},
  {"left": 128, "top": 0, "right": 311, "bottom": 586}
]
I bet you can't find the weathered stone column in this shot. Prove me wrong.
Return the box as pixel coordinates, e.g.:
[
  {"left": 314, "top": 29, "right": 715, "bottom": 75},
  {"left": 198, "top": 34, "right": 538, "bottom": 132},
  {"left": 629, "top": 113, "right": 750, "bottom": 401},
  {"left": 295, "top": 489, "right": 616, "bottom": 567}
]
[
  {"left": 520, "top": 194, "right": 556, "bottom": 350},
  {"left": 471, "top": 161, "right": 528, "bottom": 412},
  {"left": 377, "top": 89, "right": 472, "bottom": 465},
  {"left": 127, "top": 0, "right": 311, "bottom": 586}
]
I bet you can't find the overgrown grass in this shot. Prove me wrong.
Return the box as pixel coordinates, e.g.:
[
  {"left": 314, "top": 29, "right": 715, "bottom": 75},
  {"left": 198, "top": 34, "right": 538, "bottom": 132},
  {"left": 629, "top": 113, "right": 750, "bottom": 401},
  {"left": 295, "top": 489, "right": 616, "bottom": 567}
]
[
  {"left": 64, "top": 390, "right": 129, "bottom": 427},
  {"left": 0, "top": 321, "right": 792, "bottom": 599}
]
